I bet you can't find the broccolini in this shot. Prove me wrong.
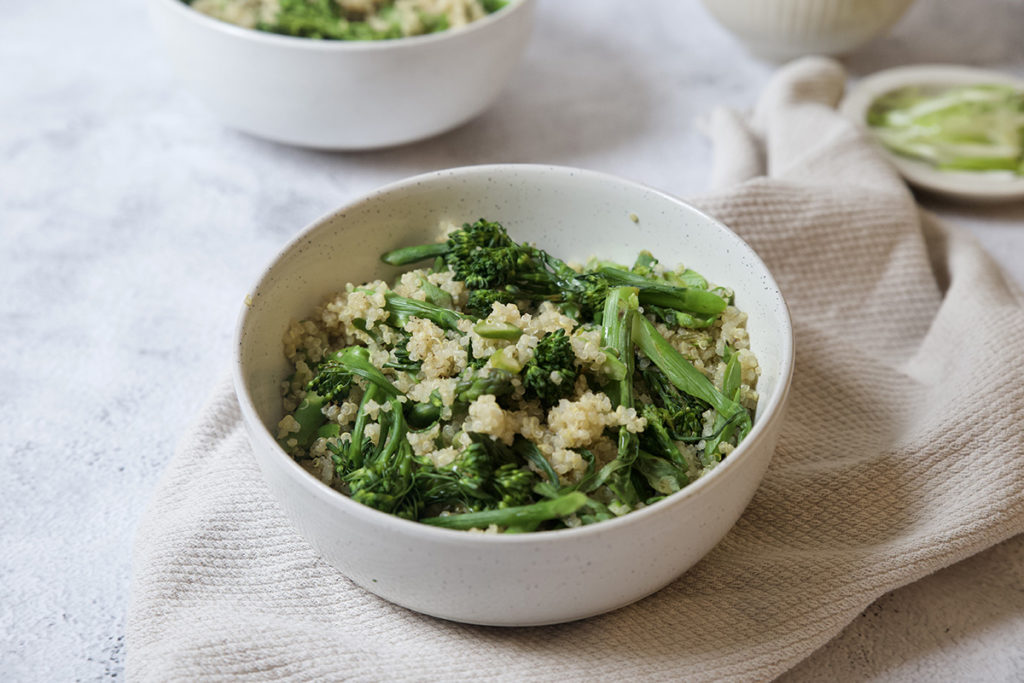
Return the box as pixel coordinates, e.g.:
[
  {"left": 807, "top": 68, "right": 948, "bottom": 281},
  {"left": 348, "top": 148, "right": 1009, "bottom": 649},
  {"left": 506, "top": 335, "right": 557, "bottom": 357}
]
[{"left": 277, "top": 218, "right": 759, "bottom": 532}]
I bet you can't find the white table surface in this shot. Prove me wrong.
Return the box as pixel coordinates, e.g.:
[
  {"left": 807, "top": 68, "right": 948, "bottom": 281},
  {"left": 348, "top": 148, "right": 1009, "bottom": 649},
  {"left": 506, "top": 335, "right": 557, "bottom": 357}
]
[{"left": 2, "top": 0, "right": 1022, "bottom": 679}]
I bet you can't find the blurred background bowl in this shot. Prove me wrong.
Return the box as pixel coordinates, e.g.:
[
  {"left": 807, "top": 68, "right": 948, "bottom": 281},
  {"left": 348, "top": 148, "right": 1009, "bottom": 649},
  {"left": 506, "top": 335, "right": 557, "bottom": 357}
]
[
  {"left": 233, "top": 164, "right": 795, "bottom": 626},
  {"left": 149, "top": 0, "right": 534, "bottom": 150},
  {"left": 700, "top": 0, "right": 917, "bottom": 61}
]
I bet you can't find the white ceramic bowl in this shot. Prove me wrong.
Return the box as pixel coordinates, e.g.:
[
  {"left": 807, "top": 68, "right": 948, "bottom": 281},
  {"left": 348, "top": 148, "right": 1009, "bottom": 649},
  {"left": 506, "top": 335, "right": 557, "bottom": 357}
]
[
  {"left": 700, "top": 0, "right": 916, "bottom": 60},
  {"left": 149, "top": 0, "right": 534, "bottom": 149},
  {"left": 233, "top": 164, "right": 794, "bottom": 626}
]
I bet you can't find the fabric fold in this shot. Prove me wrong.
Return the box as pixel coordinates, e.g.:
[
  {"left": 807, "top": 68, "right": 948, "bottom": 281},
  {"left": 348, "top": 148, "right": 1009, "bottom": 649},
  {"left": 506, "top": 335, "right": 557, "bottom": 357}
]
[{"left": 127, "top": 58, "right": 1024, "bottom": 682}]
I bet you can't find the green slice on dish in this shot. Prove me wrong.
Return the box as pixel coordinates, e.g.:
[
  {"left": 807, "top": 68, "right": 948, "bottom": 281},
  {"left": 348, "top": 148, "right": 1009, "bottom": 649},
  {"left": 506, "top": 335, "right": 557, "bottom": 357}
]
[{"left": 867, "top": 84, "right": 1024, "bottom": 175}]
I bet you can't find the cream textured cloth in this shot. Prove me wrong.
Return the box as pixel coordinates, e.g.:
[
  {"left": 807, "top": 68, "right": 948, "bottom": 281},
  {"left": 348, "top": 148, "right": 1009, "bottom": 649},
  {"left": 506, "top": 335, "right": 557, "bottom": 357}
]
[{"left": 127, "top": 58, "right": 1024, "bottom": 681}]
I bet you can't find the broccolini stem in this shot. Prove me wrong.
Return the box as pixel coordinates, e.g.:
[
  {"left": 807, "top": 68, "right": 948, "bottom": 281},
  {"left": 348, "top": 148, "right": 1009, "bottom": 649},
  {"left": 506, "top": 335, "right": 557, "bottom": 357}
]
[
  {"left": 373, "top": 397, "right": 407, "bottom": 468},
  {"left": 595, "top": 267, "right": 727, "bottom": 315},
  {"left": 454, "top": 368, "right": 515, "bottom": 403},
  {"left": 331, "top": 346, "right": 401, "bottom": 399},
  {"left": 384, "top": 292, "right": 469, "bottom": 332},
  {"left": 601, "top": 286, "right": 638, "bottom": 409},
  {"left": 488, "top": 347, "right": 523, "bottom": 373},
  {"left": 380, "top": 242, "right": 450, "bottom": 266},
  {"left": 631, "top": 315, "right": 739, "bottom": 416},
  {"left": 348, "top": 382, "right": 379, "bottom": 469},
  {"left": 703, "top": 353, "right": 749, "bottom": 465},
  {"left": 472, "top": 321, "right": 523, "bottom": 340},
  {"left": 601, "top": 287, "right": 641, "bottom": 507},
  {"left": 632, "top": 316, "right": 750, "bottom": 461},
  {"left": 406, "top": 401, "right": 442, "bottom": 428},
  {"left": 722, "top": 350, "right": 742, "bottom": 398},
  {"left": 419, "top": 276, "right": 453, "bottom": 308},
  {"left": 598, "top": 349, "right": 628, "bottom": 382},
  {"left": 420, "top": 492, "right": 588, "bottom": 530}
]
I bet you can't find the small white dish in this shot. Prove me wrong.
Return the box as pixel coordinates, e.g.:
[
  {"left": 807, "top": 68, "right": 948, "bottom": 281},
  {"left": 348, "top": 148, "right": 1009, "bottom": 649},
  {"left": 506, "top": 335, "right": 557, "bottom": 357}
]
[{"left": 840, "top": 64, "right": 1024, "bottom": 202}]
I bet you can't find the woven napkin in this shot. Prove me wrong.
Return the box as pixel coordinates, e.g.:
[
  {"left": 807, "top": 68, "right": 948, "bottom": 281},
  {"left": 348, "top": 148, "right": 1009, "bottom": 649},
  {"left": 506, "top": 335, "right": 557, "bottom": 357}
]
[{"left": 127, "top": 58, "right": 1024, "bottom": 681}]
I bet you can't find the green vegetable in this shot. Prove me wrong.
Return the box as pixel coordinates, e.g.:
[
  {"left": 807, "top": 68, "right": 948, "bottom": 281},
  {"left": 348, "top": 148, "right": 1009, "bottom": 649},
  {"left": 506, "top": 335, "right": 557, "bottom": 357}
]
[
  {"left": 632, "top": 315, "right": 739, "bottom": 416},
  {"left": 384, "top": 218, "right": 727, "bottom": 321},
  {"left": 384, "top": 292, "right": 468, "bottom": 332},
  {"left": 279, "top": 218, "right": 758, "bottom": 532},
  {"left": 702, "top": 349, "right": 744, "bottom": 467},
  {"left": 598, "top": 287, "right": 641, "bottom": 510},
  {"left": 454, "top": 367, "right": 516, "bottom": 404},
  {"left": 867, "top": 84, "right": 1024, "bottom": 175},
  {"left": 473, "top": 321, "right": 523, "bottom": 340},
  {"left": 186, "top": 0, "right": 505, "bottom": 41},
  {"left": 465, "top": 288, "right": 518, "bottom": 317},
  {"left": 522, "top": 329, "right": 578, "bottom": 406},
  {"left": 421, "top": 492, "right": 588, "bottom": 531}
]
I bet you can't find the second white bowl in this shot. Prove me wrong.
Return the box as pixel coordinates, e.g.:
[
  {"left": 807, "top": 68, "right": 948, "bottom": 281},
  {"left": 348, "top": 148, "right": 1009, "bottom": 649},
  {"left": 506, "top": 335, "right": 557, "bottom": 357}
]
[
  {"left": 701, "top": 0, "right": 916, "bottom": 60},
  {"left": 149, "top": 0, "right": 535, "bottom": 149}
]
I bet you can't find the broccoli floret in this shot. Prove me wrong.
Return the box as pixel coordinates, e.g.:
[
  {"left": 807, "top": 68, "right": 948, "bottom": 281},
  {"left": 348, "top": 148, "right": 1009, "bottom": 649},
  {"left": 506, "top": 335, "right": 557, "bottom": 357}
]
[
  {"left": 490, "top": 463, "right": 535, "bottom": 508},
  {"left": 343, "top": 395, "right": 418, "bottom": 518},
  {"left": 522, "top": 329, "right": 577, "bottom": 406},
  {"left": 281, "top": 354, "right": 358, "bottom": 450},
  {"left": 466, "top": 288, "right": 517, "bottom": 318},
  {"left": 449, "top": 441, "right": 499, "bottom": 501},
  {"left": 306, "top": 360, "right": 354, "bottom": 403},
  {"left": 560, "top": 273, "right": 610, "bottom": 319},
  {"left": 639, "top": 404, "right": 695, "bottom": 477},
  {"left": 413, "top": 434, "right": 539, "bottom": 515},
  {"left": 641, "top": 364, "right": 708, "bottom": 441},
  {"left": 382, "top": 220, "right": 585, "bottom": 314},
  {"left": 444, "top": 219, "right": 520, "bottom": 289}
]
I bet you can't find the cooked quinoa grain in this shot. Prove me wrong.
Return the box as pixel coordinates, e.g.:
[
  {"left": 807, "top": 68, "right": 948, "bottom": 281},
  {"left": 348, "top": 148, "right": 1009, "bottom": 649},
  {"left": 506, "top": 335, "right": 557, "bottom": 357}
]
[
  {"left": 185, "top": 0, "right": 506, "bottom": 40},
  {"left": 276, "top": 218, "right": 759, "bottom": 532}
]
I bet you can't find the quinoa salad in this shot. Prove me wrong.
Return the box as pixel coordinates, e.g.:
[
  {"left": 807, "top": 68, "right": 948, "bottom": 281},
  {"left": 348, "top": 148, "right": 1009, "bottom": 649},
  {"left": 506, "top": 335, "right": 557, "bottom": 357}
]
[
  {"left": 276, "top": 219, "right": 760, "bottom": 532},
  {"left": 184, "top": 0, "right": 506, "bottom": 40}
]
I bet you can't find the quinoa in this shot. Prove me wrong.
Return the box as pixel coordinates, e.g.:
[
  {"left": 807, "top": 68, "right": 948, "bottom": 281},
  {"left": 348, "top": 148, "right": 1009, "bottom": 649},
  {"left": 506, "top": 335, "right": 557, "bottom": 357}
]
[
  {"left": 186, "top": 0, "right": 505, "bottom": 40},
  {"left": 275, "top": 219, "right": 760, "bottom": 531}
]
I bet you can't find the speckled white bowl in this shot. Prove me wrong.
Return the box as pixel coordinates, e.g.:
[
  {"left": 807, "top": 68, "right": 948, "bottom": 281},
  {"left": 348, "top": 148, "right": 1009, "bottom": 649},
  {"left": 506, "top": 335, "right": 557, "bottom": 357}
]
[
  {"left": 233, "top": 164, "right": 794, "bottom": 626},
  {"left": 149, "top": 0, "right": 534, "bottom": 149},
  {"left": 701, "top": 0, "right": 916, "bottom": 60}
]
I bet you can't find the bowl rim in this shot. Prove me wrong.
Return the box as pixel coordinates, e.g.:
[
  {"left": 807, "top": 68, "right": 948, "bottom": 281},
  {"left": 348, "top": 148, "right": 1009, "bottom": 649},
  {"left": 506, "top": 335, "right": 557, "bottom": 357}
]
[
  {"left": 152, "top": 0, "right": 531, "bottom": 51},
  {"left": 233, "top": 163, "right": 795, "bottom": 545}
]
